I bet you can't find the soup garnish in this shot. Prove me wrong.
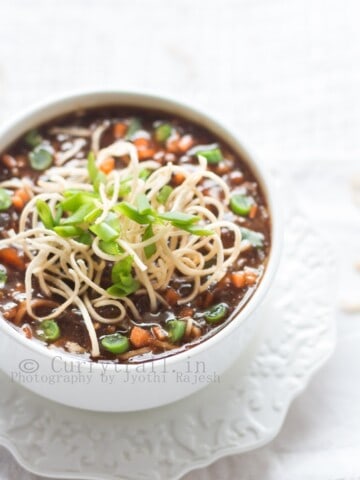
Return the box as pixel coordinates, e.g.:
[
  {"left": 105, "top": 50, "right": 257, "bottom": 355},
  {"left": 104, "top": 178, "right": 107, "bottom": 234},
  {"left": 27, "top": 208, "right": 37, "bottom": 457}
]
[{"left": 0, "top": 108, "right": 270, "bottom": 362}]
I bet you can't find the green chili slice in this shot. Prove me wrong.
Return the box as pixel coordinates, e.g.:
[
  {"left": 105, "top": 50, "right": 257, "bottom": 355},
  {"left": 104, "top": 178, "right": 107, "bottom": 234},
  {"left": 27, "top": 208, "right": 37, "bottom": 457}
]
[
  {"left": 196, "top": 147, "right": 223, "bottom": 164},
  {"left": 25, "top": 129, "right": 42, "bottom": 148},
  {"left": 0, "top": 267, "right": 7, "bottom": 287},
  {"left": 38, "top": 319, "right": 60, "bottom": 342},
  {"left": 230, "top": 194, "right": 253, "bottom": 216},
  {"left": 101, "top": 333, "right": 130, "bottom": 354},
  {"left": 154, "top": 123, "right": 172, "bottom": 143},
  {"left": 0, "top": 189, "right": 12, "bottom": 211},
  {"left": 204, "top": 303, "right": 229, "bottom": 324},
  {"left": 167, "top": 320, "right": 186, "bottom": 343},
  {"left": 29, "top": 148, "right": 53, "bottom": 171}
]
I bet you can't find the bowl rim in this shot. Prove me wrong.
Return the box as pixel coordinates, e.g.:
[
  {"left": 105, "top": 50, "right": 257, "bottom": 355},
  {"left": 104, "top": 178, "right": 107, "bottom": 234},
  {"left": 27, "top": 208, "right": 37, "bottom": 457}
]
[{"left": 0, "top": 89, "right": 282, "bottom": 371}]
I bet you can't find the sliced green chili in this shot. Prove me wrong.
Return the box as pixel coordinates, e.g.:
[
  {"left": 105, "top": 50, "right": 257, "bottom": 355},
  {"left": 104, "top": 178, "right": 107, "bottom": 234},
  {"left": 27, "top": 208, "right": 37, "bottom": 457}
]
[
  {"left": 204, "top": 303, "right": 229, "bottom": 324},
  {"left": 0, "top": 189, "right": 12, "bottom": 211},
  {"left": 0, "top": 267, "right": 7, "bottom": 287},
  {"left": 154, "top": 123, "right": 172, "bottom": 143},
  {"left": 167, "top": 320, "right": 186, "bottom": 343},
  {"left": 196, "top": 147, "right": 223, "bottom": 165},
  {"left": 24, "top": 129, "right": 42, "bottom": 148},
  {"left": 38, "top": 319, "right": 60, "bottom": 342},
  {"left": 230, "top": 194, "right": 253, "bottom": 216},
  {"left": 29, "top": 148, "right": 53, "bottom": 171},
  {"left": 101, "top": 333, "right": 130, "bottom": 354}
]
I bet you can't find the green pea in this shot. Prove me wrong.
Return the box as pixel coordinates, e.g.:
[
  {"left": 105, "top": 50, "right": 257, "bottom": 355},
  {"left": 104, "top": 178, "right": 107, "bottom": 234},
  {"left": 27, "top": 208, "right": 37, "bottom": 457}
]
[
  {"left": 230, "top": 194, "right": 253, "bottom": 216},
  {"left": 0, "top": 188, "right": 12, "bottom": 211},
  {"left": 29, "top": 148, "right": 53, "bottom": 171},
  {"left": 167, "top": 320, "right": 186, "bottom": 343},
  {"left": 38, "top": 319, "right": 61, "bottom": 342},
  {"left": 101, "top": 333, "right": 130, "bottom": 354},
  {"left": 204, "top": 303, "right": 229, "bottom": 324}
]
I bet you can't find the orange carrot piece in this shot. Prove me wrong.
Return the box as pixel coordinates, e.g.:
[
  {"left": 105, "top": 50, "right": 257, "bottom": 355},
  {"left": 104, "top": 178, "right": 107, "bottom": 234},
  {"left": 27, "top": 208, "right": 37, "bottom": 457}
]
[
  {"left": 12, "top": 195, "right": 24, "bottom": 211},
  {"left": 179, "top": 306, "right": 194, "bottom": 318},
  {"left": 244, "top": 271, "right": 258, "bottom": 286},
  {"left": 15, "top": 188, "right": 30, "bottom": 203},
  {"left": 113, "top": 122, "right": 127, "bottom": 138},
  {"left": 99, "top": 156, "right": 115, "bottom": 174},
  {"left": 172, "top": 172, "right": 185, "bottom": 186},
  {"left": 22, "top": 325, "right": 33, "bottom": 339},
  {"left": 164, "top": 288, "right": 180, "bottom": 306},
  {"left": 178, "top": 134, "right": 195, "bottom": 153},
  {"left": 0, "top": 248, "right": 26, "bottom": 271},
  {"left": 1, "top": 154, "right": 17, "bottom": 169},
  {"left": 231, "top": 272, "right": 246, "bottom": 288},
  {"left": 130, "top": 326, "right": 152, "bottom": 348},
  {"left": 249, "top": 204, "right": 258, "bottom": 219},
  {"left": 166, "top": 137, "right": 180, "bottom": 154},
  {"left": 133, "top": 138, "right": 156, "bottom": 160}
]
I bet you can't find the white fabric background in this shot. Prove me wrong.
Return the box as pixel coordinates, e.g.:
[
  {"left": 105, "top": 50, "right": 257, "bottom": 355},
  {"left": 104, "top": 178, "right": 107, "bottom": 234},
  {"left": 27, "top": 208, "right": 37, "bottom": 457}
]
[{"left": 0, "top": 0, "right": 359, "bottom": 478}]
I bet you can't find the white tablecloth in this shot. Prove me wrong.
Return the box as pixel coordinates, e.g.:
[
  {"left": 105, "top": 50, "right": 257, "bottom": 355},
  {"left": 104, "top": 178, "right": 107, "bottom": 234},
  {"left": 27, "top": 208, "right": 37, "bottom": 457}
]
[{"left": 0, "top": 0, "right": 359, "bottom": 478}]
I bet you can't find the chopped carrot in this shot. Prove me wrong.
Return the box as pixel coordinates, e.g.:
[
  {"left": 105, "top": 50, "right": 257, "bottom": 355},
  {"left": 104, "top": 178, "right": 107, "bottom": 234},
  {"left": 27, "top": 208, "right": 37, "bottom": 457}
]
[
  {"left": 113, "top": 122, "right": 127, "bottom": 138},
  {"left": 164, "top": 287, "right": 180, "bottom": 306},
  {"left": 22, "top": 325, "right": 33, "bottom": 339},
  {"left": 215, "top": 162, "right": 231, "bottom": 175},
  {"left": 244, "top": 271, "right": 258, "bottom": 286},
  {"left": 12, "top": 195, "right": 24, "bottom": 211},
  {"left": 249, "top": 204, "right": 258, "bottom": 219},
  {"left": 99, "top": 156, "right": 115, "bottom": 174},
  {"left": 178, "top": 134, "right": 195, "bottom": 153},
  {"left": 152, "top": 326, "right": 168, "bottom": 341},
  {"left": 16, "top": 188, "right": 30, "bottom": 203},
  {"left": 130, "top": 326, "right": 152, "bottom": 348},
  {"left": 166, "top": 136, "right": 180, "bottom": 154},
  {"left": 229, "top": 171, "right": 244, "bottom": 185},
  {"left": 231, "top": 272, "right": 246, "bottom": 288},
  {"left": 133, "top": 138, "right": 149, "bottom": 148},
  {"left": 0, "top": 248, "right": 26, "bottom": 271},
  {"left": 179, "top": 306, "right": 194, "bottom": 318},
  {"left": 133, "top": 138, "right": 156, "bottom": 160},
  {"left": 172, "top": 172, "right": 186, "bottom": 186},
  {"left": 1, "top": 154, "right": 17, "bottom": 169}
]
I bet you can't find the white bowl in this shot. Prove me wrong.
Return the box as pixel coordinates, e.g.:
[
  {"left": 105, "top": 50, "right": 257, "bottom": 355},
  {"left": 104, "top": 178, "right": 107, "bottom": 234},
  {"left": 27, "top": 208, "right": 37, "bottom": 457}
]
[{"left": 0, "top": 91, "right": 281, "bottom": 412}]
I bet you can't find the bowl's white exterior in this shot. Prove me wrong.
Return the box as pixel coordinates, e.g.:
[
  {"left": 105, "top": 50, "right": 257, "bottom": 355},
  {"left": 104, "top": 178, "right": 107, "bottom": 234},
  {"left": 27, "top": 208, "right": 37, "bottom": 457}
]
[{"left": 0, "top": 91, "right": 281, "bottom": 412}]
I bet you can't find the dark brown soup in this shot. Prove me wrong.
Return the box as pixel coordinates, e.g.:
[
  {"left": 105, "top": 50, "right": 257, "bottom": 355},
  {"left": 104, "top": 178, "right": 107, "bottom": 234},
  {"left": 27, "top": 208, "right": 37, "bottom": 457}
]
[{"left": 0, "top": 107, "right": 271, "bottom": 363}]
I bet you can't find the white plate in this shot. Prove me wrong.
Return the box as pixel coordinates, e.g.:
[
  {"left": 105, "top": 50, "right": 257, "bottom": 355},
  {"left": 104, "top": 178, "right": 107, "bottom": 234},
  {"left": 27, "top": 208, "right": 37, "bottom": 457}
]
[{"left": 0, "top": 208, "right": 335, "bottom": 480}]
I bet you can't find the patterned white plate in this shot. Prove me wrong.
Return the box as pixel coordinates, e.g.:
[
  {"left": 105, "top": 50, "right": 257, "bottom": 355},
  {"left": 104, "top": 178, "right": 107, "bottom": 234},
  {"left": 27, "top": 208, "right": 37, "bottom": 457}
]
[{"left": 0, "top": 208, "right": 336, "bottom": 480}]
